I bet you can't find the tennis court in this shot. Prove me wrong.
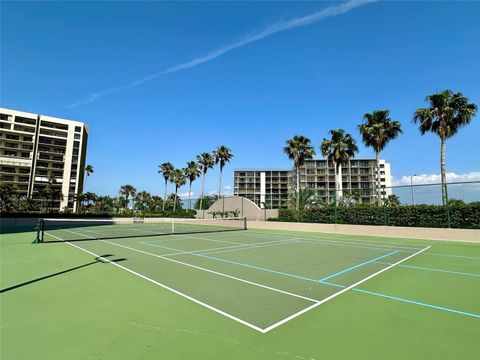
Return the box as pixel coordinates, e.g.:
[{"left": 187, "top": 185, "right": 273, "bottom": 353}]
[{"left": 1, "top": 219, "right": 479, "bottom": 359}]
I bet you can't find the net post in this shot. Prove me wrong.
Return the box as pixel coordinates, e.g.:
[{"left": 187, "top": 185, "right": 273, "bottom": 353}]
[
  {"left": 243, "top": 217, "right": 247, "bottom": 230},
  {"left": 171, "top": 218, "right": 175, "bottom": 234}
]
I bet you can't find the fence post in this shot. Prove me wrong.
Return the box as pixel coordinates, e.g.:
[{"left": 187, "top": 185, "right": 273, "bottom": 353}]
[
  {"left": 382, "top": 191, "right": 387, "bottom": 226},
  {"left": 445, "top": 183, "right": 451, "bottom": 228},
  {"left": 334, "top": 189, "right": 337, "bottom": 225}
]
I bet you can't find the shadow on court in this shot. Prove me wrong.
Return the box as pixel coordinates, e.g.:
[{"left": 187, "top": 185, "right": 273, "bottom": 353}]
[{"left": 0, "top": 254, "right": 127, "bottom": 294}]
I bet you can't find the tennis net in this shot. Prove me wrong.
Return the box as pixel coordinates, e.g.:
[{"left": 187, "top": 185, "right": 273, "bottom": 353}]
[{"left": 36, "top": 217, "right": 247, "bottom": 243}]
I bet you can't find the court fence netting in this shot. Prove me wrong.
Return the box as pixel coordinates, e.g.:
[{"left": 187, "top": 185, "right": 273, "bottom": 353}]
[{"left": 35, "top": 217, "right": 247, "bottom": 243}]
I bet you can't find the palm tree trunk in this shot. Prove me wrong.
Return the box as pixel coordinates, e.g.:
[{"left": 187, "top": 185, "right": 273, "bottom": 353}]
[
  {"left": 440, "top": 136, "right": 447, "bottom": 206},
  {"left": 338, "top": 162, "right": 343, "bottom": 199},
  {"left": 218, "top": 166, "right": 223, "bottom": 197},
  {"left": 162, "top": 179, "right": 168, "bottom": 211},
  {"left": 84, "top": 175, "right": 88, "bottom": 192},
  {"left": 173, "top": 185, "right": 178, "bottom": 212},
  {"left": 200, "top": 172, "right": 205, "bottom": 210},
  {"left": 188, "top": 181, "right": 192, "bottom": 210},
  {"left": 376, "top": 151, "right": 381, "bottom": 206},
  {"left": 333, "top": 160, "right": 338, "bottom": 206},
  {"left": 296, "top": 165, "right": 300, "bottom": 211}
]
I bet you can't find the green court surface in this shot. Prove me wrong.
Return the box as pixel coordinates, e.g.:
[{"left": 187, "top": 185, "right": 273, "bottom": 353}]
[{"left": 1, "top": 225, "right": 479, "bottom": 359}]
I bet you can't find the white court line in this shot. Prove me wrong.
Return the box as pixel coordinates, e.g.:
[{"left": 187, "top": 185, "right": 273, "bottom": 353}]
[
  {"left": 175, "top": 233, "right": 243, "bottom": 245},
  {"left": 99, "top": 239, "right": 317, "bottom": 303},
  {"left": 65, "top": 241, "right": 265, "bottom": 333},
  {"left": 261, "top": 245, "right": 431, "bottom": 333},
  {"left": 246, "top": 231, "right": 428, "bottom": 251},
  {"left": 244, "top": 232, "right": 425, "bottom": 252},
  {"left": 151, "top": 239, "right": 298, "bottom": 257}
]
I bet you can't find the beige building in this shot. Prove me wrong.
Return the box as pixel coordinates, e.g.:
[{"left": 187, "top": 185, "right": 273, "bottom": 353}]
[
  {"left": 0, "top": 108, "right": 88, "bottom": 211},
  {"left": 234, "top": 159, "right": 392, "bottom": 208}
]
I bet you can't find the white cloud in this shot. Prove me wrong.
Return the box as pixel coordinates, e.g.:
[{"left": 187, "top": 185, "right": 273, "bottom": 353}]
[
  {"left": 179, "top": 191, "right": 194, "bottom": 198},
  {"left": 393, "top": 172, "right": 480, "bottom": 186},
  {"left": 224, "top": 185, "right": 232, "bottom": 190},
  {"left": 68, "top": 0, "right": 377, "bottom": 107}
]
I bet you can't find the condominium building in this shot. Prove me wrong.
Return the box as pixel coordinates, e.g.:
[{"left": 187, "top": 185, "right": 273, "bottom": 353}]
[
  {"left": 0, "top": 108, "right": 88, "bottom": 211},
  {"left": 234, "top": 159, "right": 392, "bottom": 208}
]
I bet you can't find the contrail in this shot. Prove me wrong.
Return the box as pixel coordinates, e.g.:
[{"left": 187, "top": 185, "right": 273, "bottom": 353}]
[{"left": 68, "top": 0, "right": 377, "bottom": 108}]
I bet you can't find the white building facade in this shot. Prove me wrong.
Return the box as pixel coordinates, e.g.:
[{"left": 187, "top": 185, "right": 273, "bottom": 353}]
[
  {"left": 234, "top": 159, "right": 392, "bottom": 208},
  {"left": 0, "top": 108, "right": 88, "bottom": 211}
]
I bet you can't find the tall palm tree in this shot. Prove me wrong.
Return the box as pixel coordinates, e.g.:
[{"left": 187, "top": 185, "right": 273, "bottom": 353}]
[
  {"left": 196, "top": 152, "right": 215, "bottom": 210},
  {"left": 358, "top": 110, "right": 402, "bottom": 205},
  {"left": 213, "top": 145, "right": 234, "bottom": 197},
  {"left": 283, "top": 135, "right": 316, "bottom": 209},
  {"left": 158, "top": 162, "right": 175, "bottom": 211},
  {"left": 184, "top": 161, "right": 201, "bottom": 210},
  {"left": 321, "top": 129, "right": 358, "bottom": 202},
  {"left": 73, "top": 192, "right": 86, "bottom": 213},
  {"left": 119, "top": 184, "right": 136, "bottom": 210},
  {"left": 413, "top": 90, "right": 477, "bottom": 205},
  {"left": 171, "top": 169, "right": 186, "bottom": 211},
  {"left": 84, "top": 164, "right": 94, "bottom": 191},
  {"left": 134, "top": 191, "right": 152, "bottom": 213}
]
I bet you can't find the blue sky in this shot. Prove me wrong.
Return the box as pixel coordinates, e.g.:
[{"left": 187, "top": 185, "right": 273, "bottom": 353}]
[{"left": 2, "top": 1, "right": 479, "bottom": 199}]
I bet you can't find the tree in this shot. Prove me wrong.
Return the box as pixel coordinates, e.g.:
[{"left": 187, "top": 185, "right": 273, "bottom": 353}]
[
  {"left": 194, "top": 195, "right": 214, "bottom": 210},
  {"left": 283, "top": 135, "right": 316, "bottom": 210},
  {"left": 148, "top": 195, "right": 164, "bottom": 213},
  {"left": 84, "top": 164, "right": 94, "bottom": 191},
  {"left": 413, "top": 90, "right": 477, "bottom": 205},
  {"left": 84, "top": 192, "right": 97, "bottom": 209},
  {"left": 213, "top": 145, "right": 234, "bottom": 197},
  {"left": 112, "top": 197, "right": 125, "bottom": 214},
  {"left": 197, "top": 152, "right": 215, "bottom": 210},
  {"left": 74, "top": 193, "right": 86, "bottom": 213},
  {"left": 287, "top": 188, "right": 319, "bottom": 210},
  {"left": 46, "top": 174, "right": 63, "bottom": 212},
  {"left": 165, "top": 193, "right": 182, "bottom": 211},
  {"left": 0, "top": 183, "right": 15, "bottom": 212},
  {"left": 321, "top": 129, "right": 358, "bottom": 203},
  {"left": 384, "top": 194, "right": 401, "bottom": 207},
  {"left": 184, "top": 161, "right": 201, "bottom": 210},
  {"left": 119, "top": 185, "right": 136, "bottom": 210},
  {"left": 171, "top": 169, "right": 186, "bottom": 211},
  {"left": 158, "top": 162, "right": 174, "bottom": 211},
  {"left": 134, "top": 191, "right": 152, "bottom": 214},
  {"left": 358, "top": 110, "right": 402, "bottom": 205},
  {"left": 92, "top": 195, "right": 113, "bottom": 214}
]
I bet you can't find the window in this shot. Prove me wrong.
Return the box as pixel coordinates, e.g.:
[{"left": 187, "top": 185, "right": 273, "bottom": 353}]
[
  {"left": 75, "top": 126, "right": 81, "bottom": 132},
  {"left": 74, "top": 133, "right": 81, "bottom": 140}
]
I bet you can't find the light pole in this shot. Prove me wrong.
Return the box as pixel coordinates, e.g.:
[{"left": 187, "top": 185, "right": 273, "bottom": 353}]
[{"left": 410, "top": 174, "right": 417, "bottom": 205}]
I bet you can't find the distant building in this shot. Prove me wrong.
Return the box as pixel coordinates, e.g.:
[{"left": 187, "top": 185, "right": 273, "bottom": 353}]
[
  {"left": 0, "top": 108, "right": 88, "bottom": 211},
  {"left": 234, "top": 159, "right": 392, "bottom": 208}
]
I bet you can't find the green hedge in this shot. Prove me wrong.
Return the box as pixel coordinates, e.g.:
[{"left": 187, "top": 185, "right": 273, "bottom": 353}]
[{"left": 274, "top": 203, "right": 480, "bottom": 229}]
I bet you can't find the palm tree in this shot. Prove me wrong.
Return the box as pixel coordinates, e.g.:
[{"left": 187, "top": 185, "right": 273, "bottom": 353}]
[
  {"left": 119, "top": 184, "right": 136, "bottom": 210},
  {"left": 196, "top": 152, "right": 215, "bottom": 210},
  {"left": 184, "top": 161, "right": 201, "bottom": 210},
  {"left": 287, "top": 188, "right": 319, "bottom": 210},
  {"left": 171, "top": 169, "right": 186, "bottom": 211},
  {"left": 321, "top": 129, "right": 358, "bottom": 203},
  {"left": 158, "top": 162, "right": 174, "bottom": 211},
  {"left": 166, "top": 193, "right": 182, "bottom": 211},
  {"left": 358, "top": 110, "right": 402, "bottom": 205},
  {"left": 134, "top": 191, "right": 152, "bottom": 214},
  {"left": 73, "top": 193, "right": 86, "bottom": 213},
  {"left": 413, "top": 90, "right": 477, "bottom": 205},
  {"left": 213, "top": 145, "right": 234, "bottom": 197},
  {"left": 84, "top": 192, "right": 97, "bottom": 210},
  {"left": 84, "top": 164, "right": 94, "bottom": 191},
  {"left": 283, "top": 136, "right": 316, "bottom": 209}
]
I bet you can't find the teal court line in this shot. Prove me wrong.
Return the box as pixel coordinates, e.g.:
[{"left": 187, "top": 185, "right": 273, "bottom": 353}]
[
  {"left": 141, "top": 240, "right": 480, "bottom": 320},
  {"left": 317, "top": 250, "right": 399, "bottom": 282},
  {"left": 374, "top": 261, "right": 480, "bottom": 278}
]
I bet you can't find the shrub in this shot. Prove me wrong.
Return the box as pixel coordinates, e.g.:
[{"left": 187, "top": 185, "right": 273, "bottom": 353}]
[{"left": 274, "top": 203, "right": 480, "bottom": 229}]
